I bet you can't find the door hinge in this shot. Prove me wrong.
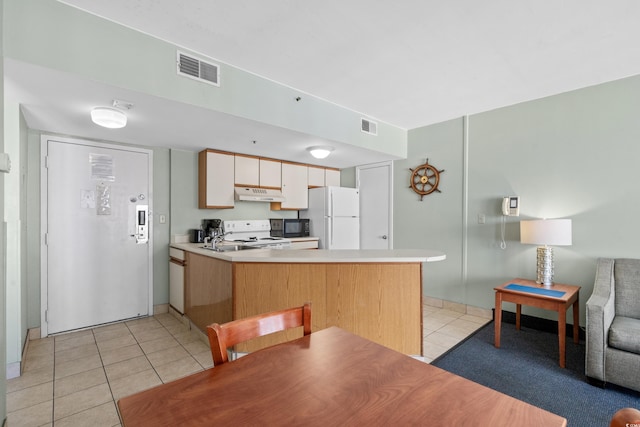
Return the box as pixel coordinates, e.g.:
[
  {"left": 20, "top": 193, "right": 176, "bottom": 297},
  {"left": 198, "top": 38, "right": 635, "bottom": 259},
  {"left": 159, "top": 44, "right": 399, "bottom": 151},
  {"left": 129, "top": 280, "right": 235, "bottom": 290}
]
[
  {"left": 44, "top": 233, "right": 48, "bottom": 246},
  {"left": 44, "top": 155, "right": 49, "bottom": 169},
  {"left": 45, "top": 310, "right": 48, "bottom": 322}
]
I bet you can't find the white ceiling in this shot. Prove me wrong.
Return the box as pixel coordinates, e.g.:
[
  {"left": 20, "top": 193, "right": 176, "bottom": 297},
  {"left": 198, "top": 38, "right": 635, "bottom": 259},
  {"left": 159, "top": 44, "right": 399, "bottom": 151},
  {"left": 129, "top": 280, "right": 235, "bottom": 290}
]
[{"left": 7, "top": 1, "right": 640, "bottom": 167}]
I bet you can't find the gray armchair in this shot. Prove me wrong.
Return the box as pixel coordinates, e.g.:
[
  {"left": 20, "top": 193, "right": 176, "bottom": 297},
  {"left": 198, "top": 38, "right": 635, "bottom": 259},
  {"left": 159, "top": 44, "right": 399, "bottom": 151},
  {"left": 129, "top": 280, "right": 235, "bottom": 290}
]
[{"left": 586, "top": 258, "right": 640, "bottom": 391}]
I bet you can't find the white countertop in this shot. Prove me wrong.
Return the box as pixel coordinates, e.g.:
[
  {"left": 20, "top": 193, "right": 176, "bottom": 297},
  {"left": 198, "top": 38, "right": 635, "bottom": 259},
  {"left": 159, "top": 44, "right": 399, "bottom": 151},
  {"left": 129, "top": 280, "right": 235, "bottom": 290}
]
[{"left": 170, "top": 242, "right": 446, "bottom": 263}]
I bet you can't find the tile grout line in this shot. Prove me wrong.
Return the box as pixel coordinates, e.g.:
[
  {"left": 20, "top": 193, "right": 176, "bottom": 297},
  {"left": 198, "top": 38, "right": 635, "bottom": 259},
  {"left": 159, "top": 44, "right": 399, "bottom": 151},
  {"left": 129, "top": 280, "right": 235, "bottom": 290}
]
[
  {"left": 92, "top": 327, "right": 120, "bottom": 423},
  {"left": 52, "top": 330, "right": 113, "bottom": 425}
]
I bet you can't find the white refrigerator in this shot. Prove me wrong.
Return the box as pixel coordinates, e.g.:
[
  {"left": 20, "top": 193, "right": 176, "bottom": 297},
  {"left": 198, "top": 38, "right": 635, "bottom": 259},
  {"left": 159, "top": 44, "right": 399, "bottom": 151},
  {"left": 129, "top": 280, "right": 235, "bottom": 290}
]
[{"left": 301, "top": 186, "right": 360, "bottom": 249}]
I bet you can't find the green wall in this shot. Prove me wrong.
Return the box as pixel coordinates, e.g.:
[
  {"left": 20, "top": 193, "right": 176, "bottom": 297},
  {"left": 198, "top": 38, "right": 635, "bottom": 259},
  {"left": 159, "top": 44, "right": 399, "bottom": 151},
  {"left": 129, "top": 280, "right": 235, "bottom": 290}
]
[
  {"left": 3, "top": 100, "right": 27, "bottom": 374},
  {"left": 1, "top": 0, "right": 7, "bottom": 420},
  {"left": 399, "top": 74, "right": 640, "bottom": 325},
  {"left": 398, "top": 118, "right": 465, "bottom": 302},
  {"left": 3, "top": 0, "right": 406, "bottom": 158}
]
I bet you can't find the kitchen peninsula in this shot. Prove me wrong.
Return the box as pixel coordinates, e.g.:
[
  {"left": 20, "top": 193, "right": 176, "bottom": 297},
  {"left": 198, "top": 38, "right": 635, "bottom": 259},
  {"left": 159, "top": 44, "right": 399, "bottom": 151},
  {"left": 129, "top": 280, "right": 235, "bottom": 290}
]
[{"left": 170, "top": 243, "right": 445, "bottom": 355}]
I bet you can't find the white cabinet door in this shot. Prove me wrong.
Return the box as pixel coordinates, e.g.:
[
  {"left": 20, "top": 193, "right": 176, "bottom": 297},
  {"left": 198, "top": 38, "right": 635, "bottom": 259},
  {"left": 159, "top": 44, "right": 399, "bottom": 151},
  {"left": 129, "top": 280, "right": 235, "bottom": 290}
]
[
  {"left": 199, "top": 150, "right": 234, "bottom": 208},
  {"left": 235, "top": 154, "right": 259, "bottom": 187},
  {"left": 259, "top": 159, "right": 281, "bottom": 188},
  {"left": 325, "top": 168, "right": 341, "bottom": 187},
  {"left": 281, "top": 163, "right": 308, "bottom": 209},
  {"left": 308, "top": 166, "right": 325, "bottom": 187},
  {"left": 169, "top": 257, "right": 185, "bottom": 314}
]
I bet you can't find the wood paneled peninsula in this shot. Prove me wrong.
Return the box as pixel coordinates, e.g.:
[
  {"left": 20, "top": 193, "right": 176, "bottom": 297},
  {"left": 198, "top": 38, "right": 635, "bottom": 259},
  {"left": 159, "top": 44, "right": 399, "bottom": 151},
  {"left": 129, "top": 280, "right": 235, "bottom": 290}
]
[{"left": 170, "top": 243, "right": 445, "bottom": 356}]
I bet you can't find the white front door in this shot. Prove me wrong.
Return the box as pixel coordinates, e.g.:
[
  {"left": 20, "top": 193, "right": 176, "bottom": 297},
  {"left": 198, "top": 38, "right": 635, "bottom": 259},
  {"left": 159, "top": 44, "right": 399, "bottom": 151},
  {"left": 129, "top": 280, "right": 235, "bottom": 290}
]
[
  {"left": 357, "top": 161, "right": 393, "bottom": 249},
  {"left": 42, "top": 136, "right": 153, "bottom": 335}
]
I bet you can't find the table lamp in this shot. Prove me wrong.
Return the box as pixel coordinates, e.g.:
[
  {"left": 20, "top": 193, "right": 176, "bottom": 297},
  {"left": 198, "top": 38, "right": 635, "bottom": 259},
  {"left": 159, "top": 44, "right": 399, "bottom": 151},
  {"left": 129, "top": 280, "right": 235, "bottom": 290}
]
[{"left": 520, "top": 219, "right": 572, "bottom": 287}]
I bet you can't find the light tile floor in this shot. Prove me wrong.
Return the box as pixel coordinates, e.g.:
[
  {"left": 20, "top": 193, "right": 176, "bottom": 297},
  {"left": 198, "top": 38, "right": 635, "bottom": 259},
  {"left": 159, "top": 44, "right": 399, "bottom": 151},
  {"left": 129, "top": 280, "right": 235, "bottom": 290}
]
[{"left": 7, "top": 304, "right": 491, "bottom": 426}]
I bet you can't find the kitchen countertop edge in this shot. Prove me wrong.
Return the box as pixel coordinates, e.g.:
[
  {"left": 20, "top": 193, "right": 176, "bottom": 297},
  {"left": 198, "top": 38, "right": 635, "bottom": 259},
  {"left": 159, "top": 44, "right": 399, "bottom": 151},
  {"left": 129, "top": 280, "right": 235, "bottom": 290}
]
[{"left": 170, "top": 243, "right": 446, "bottom": 263}]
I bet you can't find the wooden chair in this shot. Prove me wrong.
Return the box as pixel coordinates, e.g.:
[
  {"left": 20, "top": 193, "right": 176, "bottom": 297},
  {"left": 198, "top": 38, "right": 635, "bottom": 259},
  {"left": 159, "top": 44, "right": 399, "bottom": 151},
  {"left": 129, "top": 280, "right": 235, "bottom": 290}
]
[{"left": 206, "top": 303, "right": 312, "bottom": 365}]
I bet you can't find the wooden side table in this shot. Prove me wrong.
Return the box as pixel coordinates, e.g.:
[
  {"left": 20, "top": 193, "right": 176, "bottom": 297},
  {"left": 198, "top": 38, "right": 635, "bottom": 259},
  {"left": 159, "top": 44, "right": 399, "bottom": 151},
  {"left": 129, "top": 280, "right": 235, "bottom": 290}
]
[{"left": 494, "top": 278, "right": 580, "bottom": 368}]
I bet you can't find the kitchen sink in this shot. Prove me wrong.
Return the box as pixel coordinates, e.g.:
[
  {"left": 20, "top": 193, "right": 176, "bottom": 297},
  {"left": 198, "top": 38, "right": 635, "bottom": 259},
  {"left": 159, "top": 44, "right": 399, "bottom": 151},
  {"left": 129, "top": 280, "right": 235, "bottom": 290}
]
[{"left": 201, "top": 245, "right": 261, "bottom": 252}]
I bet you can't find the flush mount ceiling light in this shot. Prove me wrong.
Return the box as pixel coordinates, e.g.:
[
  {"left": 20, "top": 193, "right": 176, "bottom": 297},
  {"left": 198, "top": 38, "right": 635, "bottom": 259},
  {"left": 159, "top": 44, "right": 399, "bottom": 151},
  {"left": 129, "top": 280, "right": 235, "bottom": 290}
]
[
  {"left": 307, "top": 146, "right": 334, "bottom": 159},
  {"left": 91, "top": 107, "right": 127, "bottom": 129}
]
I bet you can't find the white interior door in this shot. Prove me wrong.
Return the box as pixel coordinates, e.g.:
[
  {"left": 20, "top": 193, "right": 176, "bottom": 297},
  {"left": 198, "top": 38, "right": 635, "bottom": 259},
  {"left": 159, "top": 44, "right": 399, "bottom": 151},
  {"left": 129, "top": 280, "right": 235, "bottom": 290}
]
[
  {"left": 357, "top": 162, "right": 393, "bottom": 249},
  {"left": 43, "top": 137, "right": 152, "bottom": 335}
]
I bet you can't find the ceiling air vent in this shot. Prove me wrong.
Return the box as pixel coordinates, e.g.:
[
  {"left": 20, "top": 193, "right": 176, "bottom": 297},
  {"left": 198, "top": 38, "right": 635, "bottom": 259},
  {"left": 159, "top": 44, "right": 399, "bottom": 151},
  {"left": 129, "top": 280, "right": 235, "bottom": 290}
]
[
  {"left": 361, "top": 118, "right": 378, "bottom": 136},
  {"left": 177, "top": 51, "right": 220, "bottom": 86}
]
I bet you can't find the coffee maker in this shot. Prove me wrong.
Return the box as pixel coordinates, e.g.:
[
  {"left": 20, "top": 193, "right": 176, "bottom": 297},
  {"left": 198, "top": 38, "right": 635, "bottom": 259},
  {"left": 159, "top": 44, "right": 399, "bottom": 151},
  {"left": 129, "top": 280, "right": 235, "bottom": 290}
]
[{"left": 202, "top": 219, "right": 222, "bottom": 240}]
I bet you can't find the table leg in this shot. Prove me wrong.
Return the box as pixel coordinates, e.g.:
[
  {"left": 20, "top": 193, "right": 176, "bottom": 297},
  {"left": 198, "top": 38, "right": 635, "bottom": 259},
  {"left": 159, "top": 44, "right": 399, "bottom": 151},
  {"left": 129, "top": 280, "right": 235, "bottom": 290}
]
[
  {"left": 516, "top": 304, "right": 521, "bottom": 330},
  {"left": 558, "top": 306, "right": 567, "bottom": 368},
  {"left": 494, "top": 292, "right": 502, "bottom": 348},
  {"left": 573, "top": 298, "right": 580, "bottom": 344}
]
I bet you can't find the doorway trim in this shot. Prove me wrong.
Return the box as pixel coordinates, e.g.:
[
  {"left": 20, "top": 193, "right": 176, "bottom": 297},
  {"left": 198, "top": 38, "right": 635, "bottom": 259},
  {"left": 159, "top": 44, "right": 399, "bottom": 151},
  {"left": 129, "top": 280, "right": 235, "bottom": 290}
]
[{"left": 40, "top": 135, "right": 154, "bottom": 337}]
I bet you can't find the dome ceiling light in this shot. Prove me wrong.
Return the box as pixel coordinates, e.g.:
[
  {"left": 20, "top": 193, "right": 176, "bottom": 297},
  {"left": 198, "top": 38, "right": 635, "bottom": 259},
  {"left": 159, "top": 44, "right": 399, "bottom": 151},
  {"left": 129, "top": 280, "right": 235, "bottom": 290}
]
[
  {"left": 307, "top": 146, "right": 334, "bottom": 159},
  {"left": 91, "top": 100, "right": 133, "bottom": 129}
]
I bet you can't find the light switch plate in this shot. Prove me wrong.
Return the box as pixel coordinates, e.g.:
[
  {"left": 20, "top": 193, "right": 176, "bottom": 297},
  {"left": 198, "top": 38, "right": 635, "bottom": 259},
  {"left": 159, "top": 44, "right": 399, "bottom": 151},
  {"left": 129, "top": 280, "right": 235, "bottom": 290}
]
[{"left": 0, "top": 153, "right": 11, "bottom": 173}]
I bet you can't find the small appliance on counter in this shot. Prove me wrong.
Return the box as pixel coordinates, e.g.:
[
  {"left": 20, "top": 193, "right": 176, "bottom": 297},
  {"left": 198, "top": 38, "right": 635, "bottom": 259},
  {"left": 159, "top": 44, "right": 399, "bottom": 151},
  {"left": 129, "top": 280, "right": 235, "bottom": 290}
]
[
  {"left": 202, "top": 219, "right": 222, "bottom": 239},
  {"left": 191, "top": 219, "right": 222, "bottom": 243},
  {"left": 189, "top": 228, "right": 205, "bottom": 243},
  {"left": 269, "top": 218, "right": 310, "bottom": 238}
]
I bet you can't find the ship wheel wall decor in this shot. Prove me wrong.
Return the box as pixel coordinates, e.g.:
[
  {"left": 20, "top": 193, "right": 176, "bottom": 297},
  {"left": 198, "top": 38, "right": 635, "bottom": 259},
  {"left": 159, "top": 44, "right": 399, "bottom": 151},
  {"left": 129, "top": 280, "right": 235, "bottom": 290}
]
[{"left": 409, "top": 159, "right": 444, "bottom": 201}]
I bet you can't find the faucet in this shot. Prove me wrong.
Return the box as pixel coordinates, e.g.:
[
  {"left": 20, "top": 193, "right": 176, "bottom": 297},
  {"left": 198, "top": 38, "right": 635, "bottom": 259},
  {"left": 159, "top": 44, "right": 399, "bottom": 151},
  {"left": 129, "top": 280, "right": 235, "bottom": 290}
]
[{"left": 212, "top": 231, "right": 232, "bottom": 249}]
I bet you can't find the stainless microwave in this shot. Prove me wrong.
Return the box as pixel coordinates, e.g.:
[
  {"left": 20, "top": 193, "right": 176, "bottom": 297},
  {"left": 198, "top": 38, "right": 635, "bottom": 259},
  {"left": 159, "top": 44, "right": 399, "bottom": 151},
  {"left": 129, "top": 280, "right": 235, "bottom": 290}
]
[{"left": 270, "top": 218, "right": 310, "bottom": 238}]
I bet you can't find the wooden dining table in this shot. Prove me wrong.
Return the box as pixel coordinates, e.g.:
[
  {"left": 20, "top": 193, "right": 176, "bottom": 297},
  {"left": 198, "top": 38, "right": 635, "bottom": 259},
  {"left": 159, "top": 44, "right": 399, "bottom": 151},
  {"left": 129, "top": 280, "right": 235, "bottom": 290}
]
[{"left": 118, "top": 326, "right": 566, "bottom": 426}]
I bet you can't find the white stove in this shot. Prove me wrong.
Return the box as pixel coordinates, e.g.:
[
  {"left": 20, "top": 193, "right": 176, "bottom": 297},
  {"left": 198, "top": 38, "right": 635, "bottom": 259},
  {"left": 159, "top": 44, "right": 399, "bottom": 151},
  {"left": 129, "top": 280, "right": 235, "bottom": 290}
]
[{"left": 222, "top": 220, "right": 291, "bottom": 249}]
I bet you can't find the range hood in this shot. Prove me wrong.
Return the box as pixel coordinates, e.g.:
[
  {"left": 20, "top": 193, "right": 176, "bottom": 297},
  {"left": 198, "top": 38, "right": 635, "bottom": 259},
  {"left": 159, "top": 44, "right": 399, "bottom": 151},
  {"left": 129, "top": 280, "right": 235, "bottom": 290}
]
[{"left": 234, "top": 187, "right": 286, "bottom": 202}]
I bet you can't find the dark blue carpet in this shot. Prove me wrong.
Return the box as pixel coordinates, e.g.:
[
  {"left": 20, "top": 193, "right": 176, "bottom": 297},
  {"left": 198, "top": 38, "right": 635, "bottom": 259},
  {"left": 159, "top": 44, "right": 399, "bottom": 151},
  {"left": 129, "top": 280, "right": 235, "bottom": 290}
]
[{"left": 432, "top": 322, "right": 640, "bottom": 426}]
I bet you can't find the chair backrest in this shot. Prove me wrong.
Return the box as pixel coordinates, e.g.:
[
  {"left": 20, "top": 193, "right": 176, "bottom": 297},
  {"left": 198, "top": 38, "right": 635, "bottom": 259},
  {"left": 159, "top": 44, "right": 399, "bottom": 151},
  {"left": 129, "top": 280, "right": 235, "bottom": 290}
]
[
  {"left": 206, "top": 303, "right": 312, "bottom": 365},
  {"left": 614, "top": 259, "right": 640, "bottom": 319}
]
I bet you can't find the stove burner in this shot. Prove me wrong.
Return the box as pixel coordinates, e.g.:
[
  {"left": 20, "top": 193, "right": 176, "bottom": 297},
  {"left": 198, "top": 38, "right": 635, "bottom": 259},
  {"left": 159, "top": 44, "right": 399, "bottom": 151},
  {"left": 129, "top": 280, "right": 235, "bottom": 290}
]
[{"left": 233, "top": 237, "right": 281, "bottom": 242}]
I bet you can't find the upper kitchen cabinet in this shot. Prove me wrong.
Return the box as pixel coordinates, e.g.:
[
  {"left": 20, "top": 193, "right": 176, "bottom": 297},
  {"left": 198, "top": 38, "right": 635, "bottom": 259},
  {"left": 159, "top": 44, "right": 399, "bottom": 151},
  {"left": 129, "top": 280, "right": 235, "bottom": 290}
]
[
  {"left": 259, "top": 159, "right": 282, "bottom": 189},
  {"left": 235, "top": 155, "right": 282, "bottom": 189},
  {"left": 273, "top": 162, "right": 308, "bottom": 210},
  {"left": 325, "top": 168, "right": 341, "bottom": 187},
  {"left": 234, "top": 154, "right": 260, "bottom": 187},
  {"left": 309, "top": 165, "right": 341, "bottom": 187},
  {"left": 199, "top": 149, "right": 235, "bottom": 209},
  {"left": 308, "top": 166, "right": 325, "bottom": 188}
]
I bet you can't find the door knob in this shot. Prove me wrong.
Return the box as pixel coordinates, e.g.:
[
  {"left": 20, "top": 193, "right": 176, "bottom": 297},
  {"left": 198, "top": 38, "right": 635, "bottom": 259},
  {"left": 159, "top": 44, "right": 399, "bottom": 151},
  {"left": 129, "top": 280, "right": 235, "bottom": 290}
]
[{"left": 382, "top": 235, "right": 388, "bottom": 239}]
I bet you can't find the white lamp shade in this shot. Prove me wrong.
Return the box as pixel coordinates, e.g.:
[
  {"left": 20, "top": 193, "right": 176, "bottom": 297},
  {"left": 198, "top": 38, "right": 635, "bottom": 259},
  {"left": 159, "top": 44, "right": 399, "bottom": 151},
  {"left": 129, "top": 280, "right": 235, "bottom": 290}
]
[
  {"left": 520, "top": 219, "right": 572, "bottom": 246},
  {"left": 307, "top": 146, "right": 334, "bottom": 159},
  {"left": 91, "top": 107, "right": 127, "bottom": 129}
]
